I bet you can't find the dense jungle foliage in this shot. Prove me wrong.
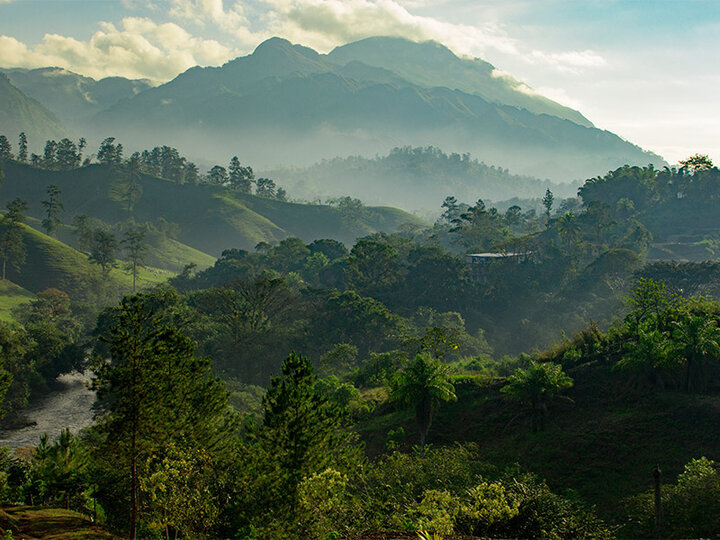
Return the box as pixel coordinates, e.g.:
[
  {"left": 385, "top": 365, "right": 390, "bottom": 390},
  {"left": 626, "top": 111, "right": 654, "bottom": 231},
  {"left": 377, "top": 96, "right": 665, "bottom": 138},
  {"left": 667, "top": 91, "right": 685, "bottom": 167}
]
[{"left": 1, "top": 148, "right": 720, "bottom": 538}]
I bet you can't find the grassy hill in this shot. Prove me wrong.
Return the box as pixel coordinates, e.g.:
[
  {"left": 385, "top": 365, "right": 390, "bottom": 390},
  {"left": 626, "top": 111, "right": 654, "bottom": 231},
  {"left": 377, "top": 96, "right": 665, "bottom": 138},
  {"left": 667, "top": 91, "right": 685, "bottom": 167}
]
[
  {"left": 3, "top": 220, "right": 171, "bottom": 301},
  {"left": 0, "top": 162, "right": 425, "bottom": 258},
  {"left": 0, "top": 280, "right": 35, "bottom": 322}
]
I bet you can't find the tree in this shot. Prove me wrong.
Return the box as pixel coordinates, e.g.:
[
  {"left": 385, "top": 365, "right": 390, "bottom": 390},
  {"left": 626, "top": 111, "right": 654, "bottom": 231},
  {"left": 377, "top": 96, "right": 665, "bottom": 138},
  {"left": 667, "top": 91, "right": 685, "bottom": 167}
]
[
  {"left": 542, "top": 189, "right": 554, "bottom": 221},
  {"left": 97, "top": 137, "right": 123, "bottom": 165},
  {"left": 55, "top": 138, "right": 80, "bottom": 169},
  {"left": 557, "top": 211, "right": 580, "bottom": 250},
  {"left": 207, "top": 165, "right": 227, "bottom": 185},
  {"left": 228, "top": 156, "right": 254, "bottom": 192},
  {"left": 0, "top": 135, "right": 12, "bottom": 161},
  {"left": 669, "top": 313, "right": 720, "bottom": 392},
  {"left": 241, "top": 351, "right": 361, "bottom": 536},
  {"left": 72, "top": 214, "right": 94, "bottom": 252},
  {"left": 121, "top": 156, "right": 143, "bottom": 212},
  {"left": 391, "top": 353, "right": 457, "bottom": 448},
  {"left": 501, "top": 361, "right": 573, "bottom": 432},
  {"left": 122, "top": 226, "right": 147, "bottom": 293},
  {"left": 43, "top": 140, "right": 57, "bottom": 168},
  {"left": 89, "top": 230, "right": 117, "bottom": 277},
  {"left": 256, "top": 177, "right": 276, "bottom": 198},
  {"left": 41, "top": 184, "right": 64, "bottom": 236},
  {"left": 184, "top": 161, "right": 199, "bottom": 185},
  {"left": 0, "top": 198, "right": 28, "bottom": 280},
  {"left": 90, "top": 295, "right": 234, "bottom": 538},
  {"left": 17, "top": 132, "right": 28, "bottom": 163},
  {"left": 679, "top": 153, "right": 714, "bottom": 174},
  {"left": 440, "top": 196, "right": 460, "bottom": 223}
]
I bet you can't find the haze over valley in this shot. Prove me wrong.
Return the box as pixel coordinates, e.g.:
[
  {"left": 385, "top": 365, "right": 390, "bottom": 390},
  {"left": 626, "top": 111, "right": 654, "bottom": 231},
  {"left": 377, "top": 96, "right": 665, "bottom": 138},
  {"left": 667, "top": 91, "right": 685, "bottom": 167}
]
[{"left": 1, "top": 1, "right": 720, "bottom": 539}]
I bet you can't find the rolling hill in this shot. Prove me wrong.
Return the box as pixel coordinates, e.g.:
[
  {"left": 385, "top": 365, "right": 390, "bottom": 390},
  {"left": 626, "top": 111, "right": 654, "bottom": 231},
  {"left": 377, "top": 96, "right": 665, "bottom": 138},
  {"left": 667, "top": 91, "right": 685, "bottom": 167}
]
[
  {"left": 89, "top": 36, "right": 664, "bottom": 181},
  {"left": 266, "top": 146, "right": 580, "bottom": 211},
  {"left": 0, "top": 161, "right": 425, "bottom": 259},
  {"left": 1, "top": 219, "right": 171, "bottom": 301}
]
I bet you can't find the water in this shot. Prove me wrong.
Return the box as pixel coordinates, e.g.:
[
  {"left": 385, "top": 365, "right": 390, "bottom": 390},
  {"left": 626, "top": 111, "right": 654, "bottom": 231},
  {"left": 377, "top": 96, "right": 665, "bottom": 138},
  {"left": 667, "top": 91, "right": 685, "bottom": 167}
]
[{"left": 0, "top": 371, "right": 97, "bottom": 448}]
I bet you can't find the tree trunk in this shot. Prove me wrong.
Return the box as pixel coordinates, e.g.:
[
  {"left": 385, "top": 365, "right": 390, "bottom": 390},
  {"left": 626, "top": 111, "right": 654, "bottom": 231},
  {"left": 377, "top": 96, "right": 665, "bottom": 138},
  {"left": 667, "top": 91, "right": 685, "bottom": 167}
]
[
  {"left": 130, "top": 427, "right": 137, "bottom": 540},
  {"left": 416, "top": 396, "right": 433, "bottom": 450},
  {"left": 684, "top": 357, "right": 693, "bottom": 392}
]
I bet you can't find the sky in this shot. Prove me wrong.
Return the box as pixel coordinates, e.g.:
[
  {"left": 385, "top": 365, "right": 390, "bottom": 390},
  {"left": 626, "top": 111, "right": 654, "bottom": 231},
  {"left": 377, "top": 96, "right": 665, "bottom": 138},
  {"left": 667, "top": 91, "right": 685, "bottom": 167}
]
[{"left": 0, "top": 0, "right": 718, "bottom": 165}]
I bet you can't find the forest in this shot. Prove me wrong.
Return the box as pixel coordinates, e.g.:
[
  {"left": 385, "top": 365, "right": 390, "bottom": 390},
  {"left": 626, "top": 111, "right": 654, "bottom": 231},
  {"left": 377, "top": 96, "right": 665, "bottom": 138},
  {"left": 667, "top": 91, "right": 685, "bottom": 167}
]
[{"left": 0, "top": 133, "right": 720, "bottom": 539}]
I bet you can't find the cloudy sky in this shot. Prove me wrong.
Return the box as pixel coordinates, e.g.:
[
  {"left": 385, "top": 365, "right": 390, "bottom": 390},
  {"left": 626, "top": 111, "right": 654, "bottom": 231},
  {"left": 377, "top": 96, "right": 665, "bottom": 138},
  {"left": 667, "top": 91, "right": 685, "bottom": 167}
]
[{"left": 1, "top": 0, "right": 718, "bottom": 164}]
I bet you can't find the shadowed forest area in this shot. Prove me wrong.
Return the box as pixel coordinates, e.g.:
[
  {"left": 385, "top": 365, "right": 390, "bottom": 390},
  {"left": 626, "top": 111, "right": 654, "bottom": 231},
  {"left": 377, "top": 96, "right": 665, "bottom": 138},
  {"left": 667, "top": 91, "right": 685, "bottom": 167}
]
[{"left": 0, "top": 134, "right": 719, "bottom": 538}]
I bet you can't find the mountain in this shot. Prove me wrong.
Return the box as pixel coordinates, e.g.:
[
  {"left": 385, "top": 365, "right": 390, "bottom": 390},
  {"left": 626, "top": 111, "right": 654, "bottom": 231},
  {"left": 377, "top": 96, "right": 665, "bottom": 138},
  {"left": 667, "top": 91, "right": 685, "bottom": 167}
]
[
  {"left": 0, "top": 67, "right": 153, "bottom": 129},
  {"left": 0, "top": 73, "right": 68, "bottom": 144},
  {"left": 90, "top": 36, "right": 663, "bottom": 182},
  {"left": 327, "top": 36, "right": 593, "bottom": 128},
  {"left": 0, "top": 161, "right": 424, "bottom": 257}
]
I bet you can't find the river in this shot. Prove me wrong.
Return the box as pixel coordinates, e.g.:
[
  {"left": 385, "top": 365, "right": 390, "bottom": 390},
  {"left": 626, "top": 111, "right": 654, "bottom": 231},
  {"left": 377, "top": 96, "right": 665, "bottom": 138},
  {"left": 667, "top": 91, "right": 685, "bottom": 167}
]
[{"left": 0, "top": 371, "right": 97, "bottom": 448}]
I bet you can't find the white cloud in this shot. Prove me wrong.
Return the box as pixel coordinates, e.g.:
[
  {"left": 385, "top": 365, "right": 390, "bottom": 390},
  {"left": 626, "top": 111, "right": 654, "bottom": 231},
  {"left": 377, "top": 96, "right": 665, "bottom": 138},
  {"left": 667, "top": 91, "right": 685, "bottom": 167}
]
[
  {"left": 258, "top": 0, "right": 521, "bottom": 57},
  {"left": 0, "top": 0, "right": 609, "bottom": 86},
  {"left": 529, "top": 49, "right": 607, "bottom": 73},
  {"left": 0, "top": 17, "right": 239, "bottom": 82}
]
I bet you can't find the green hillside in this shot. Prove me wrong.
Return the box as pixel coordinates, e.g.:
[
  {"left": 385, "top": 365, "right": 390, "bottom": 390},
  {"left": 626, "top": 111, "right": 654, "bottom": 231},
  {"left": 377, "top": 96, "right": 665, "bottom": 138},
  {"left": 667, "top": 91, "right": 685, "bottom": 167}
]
[
  {"left": 0, "top": 280, "right": 35, "bottom": 322},
  {"left": 358, "top": 360, "right": 720, "bottom": 524},
  {"left": 3, "top": 220, "right": 171, "bottom": 300},
  {"left": 0, "top": 161, "right": 425, "bottom": 257}
]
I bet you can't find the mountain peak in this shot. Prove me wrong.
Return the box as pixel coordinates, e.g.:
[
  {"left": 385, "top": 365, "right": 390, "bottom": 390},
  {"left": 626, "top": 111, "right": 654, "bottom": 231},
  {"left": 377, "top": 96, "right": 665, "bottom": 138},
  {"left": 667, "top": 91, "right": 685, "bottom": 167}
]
[{"left": 252, "top": 37, "right": 321, "bottom": 61}]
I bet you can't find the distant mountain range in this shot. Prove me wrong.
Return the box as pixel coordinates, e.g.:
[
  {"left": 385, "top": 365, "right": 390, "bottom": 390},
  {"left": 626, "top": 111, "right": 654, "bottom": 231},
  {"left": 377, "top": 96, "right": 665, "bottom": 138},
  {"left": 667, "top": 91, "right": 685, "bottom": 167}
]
[
  {"left": 1, "top": 36, "right": 665, "bottom": 185},
  {"left": 0, "top": 67, "right": 152, "bottom": 128},
  {"left": 0, "top": 73, "right": 68, "bottom": 144}
]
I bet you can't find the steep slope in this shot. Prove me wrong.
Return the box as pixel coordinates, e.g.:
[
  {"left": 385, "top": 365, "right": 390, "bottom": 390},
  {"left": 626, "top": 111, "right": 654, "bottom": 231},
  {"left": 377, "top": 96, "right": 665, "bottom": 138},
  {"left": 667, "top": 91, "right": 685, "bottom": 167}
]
[
  {"left": 328, "top": 36, "right": 593, "bottom": 127},
  {"left": 0, "top": 162, "right": 424, "bottom": 256},
  {"left": 0, "top": 280, "right": 35, "bottom": 322},
  {"left": 0, "top": 74, "right": 68, "bottom": 144},
  {"left": 0, "top": 220, "right": 169, "bottom": 300},
  {"left": 91, "top": 37, "right": 664, "bottom": 181},
  {"left": 0, "top": 67, "right": 152, "bottom": 128}
]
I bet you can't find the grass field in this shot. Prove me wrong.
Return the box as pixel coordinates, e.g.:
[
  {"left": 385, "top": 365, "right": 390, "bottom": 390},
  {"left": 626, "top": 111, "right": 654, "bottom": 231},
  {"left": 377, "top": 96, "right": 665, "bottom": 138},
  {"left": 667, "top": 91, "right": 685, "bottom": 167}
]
[{"left": 0, "top": 280, "right": 35, "bottom": 322}]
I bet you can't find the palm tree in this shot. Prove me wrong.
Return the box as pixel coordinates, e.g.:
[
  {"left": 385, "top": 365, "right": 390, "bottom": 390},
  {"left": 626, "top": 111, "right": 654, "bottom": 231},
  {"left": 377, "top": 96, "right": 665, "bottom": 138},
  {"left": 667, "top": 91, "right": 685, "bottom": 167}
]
[
  {"left": 501, "top": 361, "right": 573, "bottom": 432},
  {"left": 557, "top": 212, "right": 580, "bottom": 251},
  {"left": 391, "top": 353, "right": 456, "bottom": 448},
  {"left": 670, "top": 314, "right": 720, "bottom": 392}
]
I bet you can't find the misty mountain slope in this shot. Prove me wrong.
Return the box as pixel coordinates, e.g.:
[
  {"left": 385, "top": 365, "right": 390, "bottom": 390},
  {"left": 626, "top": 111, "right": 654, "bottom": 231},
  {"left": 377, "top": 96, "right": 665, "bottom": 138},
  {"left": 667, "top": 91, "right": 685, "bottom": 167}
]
[
  {"left": 327, "top": 36, "right": 593, "bottom": 127},
  {"left": 266, "top": 146, "right": 579, "bottom": 210},
  {"left": 0, "top": 162, "right": 424, "bottom": 256},
  {"left": 0, "top": 67, "right": 152, "bottom": 128},
  {"left": 89, "top": 37, "right": 663, "bottom": 181},
  {"left": 0, "top": 73, "right": 68, "bottom": 144}
]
